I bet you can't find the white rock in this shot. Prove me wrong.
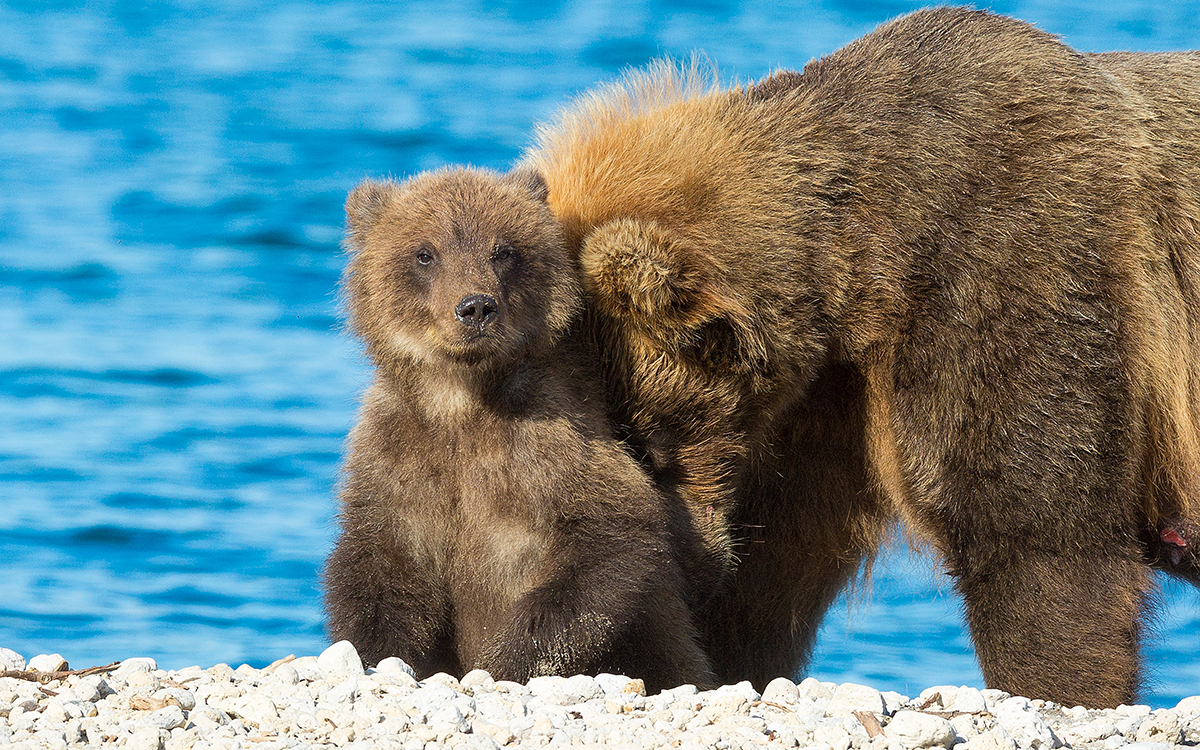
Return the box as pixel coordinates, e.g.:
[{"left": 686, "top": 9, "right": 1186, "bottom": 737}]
[
  {"left": 225, "top": 694, "right": 279, "bottom": 729},
  {"left": 424, "top": 671, "right": 460, "bottom": 688},
  {"left": 920, "top": 686, "right": 959, "bottom": 710},
  {"left": 1175, "top": 695, "right": 1200, "bottom": 713},
  {"left": 373, "top": 656, "right": 416, "bottom": 679},
  {"left": 71, "top": 679, "right": 102, "bottom": 703},
  {"left": 1121, "top": 744, "right": 1173, "bottom": 750},
  {"left": 595, "top": 673, "right": 635, "bottom": 695},
  {"left": 188, "top": 706, "right": 230, "bottom": 731},
  {"left": 980, "top": 689, "right": 1010, "bottom": 710},
  {"left": 992, "top": 697, "right": 1059, "bottom": 749},
  {"left": 326, "top": 676, "right": 359, "bottom": 703},
  {"left": 716, "top": 680, "right": 761, "bottom": 703},
  {"left": 1134, "top": 711, "right": 1182, "bottom": 744},
  {"left": 461, "top": 669, "right": 495, "bottom": 691},
  {"left": 814, "top": 721, "right": 853, "bottom": 750},
  {"left": 273, "top": 662, "right": 300, "bottom": 685},
  {"left": 0, "top": 647, "right": 26, "bottom": 670},
  {"left": 429, "top": 702, "right": 470, "bottom": 733},
  {"left": 113, "top": 657, "right": 158, "bottom": 681},
  {"left": 950, "top": 713, "right": 980, "bottom": 740},
  {"left": 127, "top": 725, "right": 166, "bottom": 750},
  {"left": 148, "top": 705, "right": 186, "bottom": 730},
  {"left": 42, "top": 700, "right": 71, "bottom": 723},
  {"left": 885, "top": 710, "right": 957, "bottom": 748},
  {"left": 965, "top": 728, "right": 1018, "bottom": 750},
  {"left": 153, "top": 688, "right": 197, "bottom": 712},
  {"left": 1066, "top": 721, "right": 1120, "bottom": 743},
  {"left": 128, "top": 669, "right": 161, "bottom": 692},
  {"left": 560, "top": 675, "right": 603, "bottom": 704},
  {"left": 317, "top": 641, "right": 364, "bottom": 677},
  {"left": 35, "top": 727, "right": 68, "bottom": 750},
  {"left": 527, "top": 675, "right": 566, "bottom": 697},
  {"left": 830, "top": 683, "right": 886, "bottom": 716},
  {"left": 28, "top": 653, "right": 68, "bottom": 672},
  {"left": 951, "top": 687, "right": 988, "bottom": 714},
  {"left": 882, "top": 691, "right": 911, "bottom": 715},
  {"left": 762, "top": 677, "right": 800, "bottom": 705},
  {"left": 800, "top": 677, "right": 835, "bottom": 701},
  {"left": 1115, "top": 713, "right": 1145, "bottom": 736}
]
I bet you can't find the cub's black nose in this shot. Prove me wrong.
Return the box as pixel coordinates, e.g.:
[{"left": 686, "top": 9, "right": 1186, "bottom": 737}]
[{"left": 455, "top": 294, "right": 499, "bottom": 329}]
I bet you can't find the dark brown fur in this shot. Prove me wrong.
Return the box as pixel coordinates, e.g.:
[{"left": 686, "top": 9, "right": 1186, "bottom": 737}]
[
  {"left": 523, "top": 8, "right": 1200, "bottom": 707},
  {"left": 323, "top": 168, "right": 714, "bottom": 692}
]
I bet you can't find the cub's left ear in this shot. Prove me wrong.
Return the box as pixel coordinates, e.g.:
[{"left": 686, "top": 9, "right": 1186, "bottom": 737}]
[
  {"left": 344, "top": 179, "right": 396, "bottom": 250},
  {"left": 503, "top": 167, "right": 549, "bottom": 203}
]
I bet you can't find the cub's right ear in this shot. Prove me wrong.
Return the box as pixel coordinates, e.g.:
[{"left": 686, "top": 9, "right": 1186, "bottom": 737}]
[
  {"left": 344, "top": 179, "right": 395, "bottom": 249},
  {"left": 503, "top": 167, "right": 549, "bottom": 204}
]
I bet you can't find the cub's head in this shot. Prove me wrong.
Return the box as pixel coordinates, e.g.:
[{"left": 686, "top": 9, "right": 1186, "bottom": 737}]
[
  {"left": 343, "top": 168, "right": 579, "bottom": 368},
  {"left": 580, "top": 217, "right": 765, "bottom": 364}
]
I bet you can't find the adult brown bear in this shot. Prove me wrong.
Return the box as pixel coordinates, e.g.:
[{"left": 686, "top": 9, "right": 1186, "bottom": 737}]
[
  {"left": 522, "top": 7, "right": 1200, "bottom": 707},
  {"left": 323, "top": 168, "right": 714, "bottom": 691}
]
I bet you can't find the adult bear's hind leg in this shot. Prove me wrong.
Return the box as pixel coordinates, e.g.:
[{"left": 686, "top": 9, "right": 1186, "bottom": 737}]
[{"left": 951, "top": 546, "right": 1150, "bottom": 708}]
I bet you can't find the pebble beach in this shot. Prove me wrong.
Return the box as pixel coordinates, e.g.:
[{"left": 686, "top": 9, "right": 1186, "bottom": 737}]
[{"left": 2, "top": 643, "right": 1198, "bottom": 750}]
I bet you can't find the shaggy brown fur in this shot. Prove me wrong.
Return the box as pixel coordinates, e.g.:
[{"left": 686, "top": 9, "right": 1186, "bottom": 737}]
[
  {"left": 522, "top": 7, "right": 1200, "bottom": 707},
  {"left": 323, "top": 168, "right": 715, "bottom": 692}
]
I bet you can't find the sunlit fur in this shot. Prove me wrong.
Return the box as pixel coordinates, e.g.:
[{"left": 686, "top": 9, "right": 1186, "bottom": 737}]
[
  {"left": 523, "top": 7, "right": 1200, "bottom": 707},
  {"left": 325, "top": 168, "right": 714, "bottom": 692}
]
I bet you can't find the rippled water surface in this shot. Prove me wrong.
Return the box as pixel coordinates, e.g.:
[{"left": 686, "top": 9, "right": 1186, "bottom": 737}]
[{"left": 3, "top": 0, "right": 1198, "bottom": 708}]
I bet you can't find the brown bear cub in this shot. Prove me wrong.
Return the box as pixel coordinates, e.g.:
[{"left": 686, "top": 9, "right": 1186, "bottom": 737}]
[
  {"left": 323, "top": 168, "right": 714, "bottom": 691},
  {"left": 523, "top": 7, "right": 1200, "bottom": 707}
]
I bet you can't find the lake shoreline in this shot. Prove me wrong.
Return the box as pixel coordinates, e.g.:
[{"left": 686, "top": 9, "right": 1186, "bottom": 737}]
[{"left": 3, "top": 643, "right": 1199, "bottom": 750}]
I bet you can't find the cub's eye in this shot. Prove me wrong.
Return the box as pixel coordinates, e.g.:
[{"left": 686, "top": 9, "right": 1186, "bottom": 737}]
[
  {"left": 492, "top": 243, "right": 516, "bottom": 262},
  {"left": 415, "top": 247, "right": 434, "bottom": 265}
]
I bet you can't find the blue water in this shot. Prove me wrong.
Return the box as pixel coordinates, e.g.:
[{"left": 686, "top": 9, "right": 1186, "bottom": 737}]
[{"left": 2, "top": 0, "right": 1198, "bottom": 708}]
